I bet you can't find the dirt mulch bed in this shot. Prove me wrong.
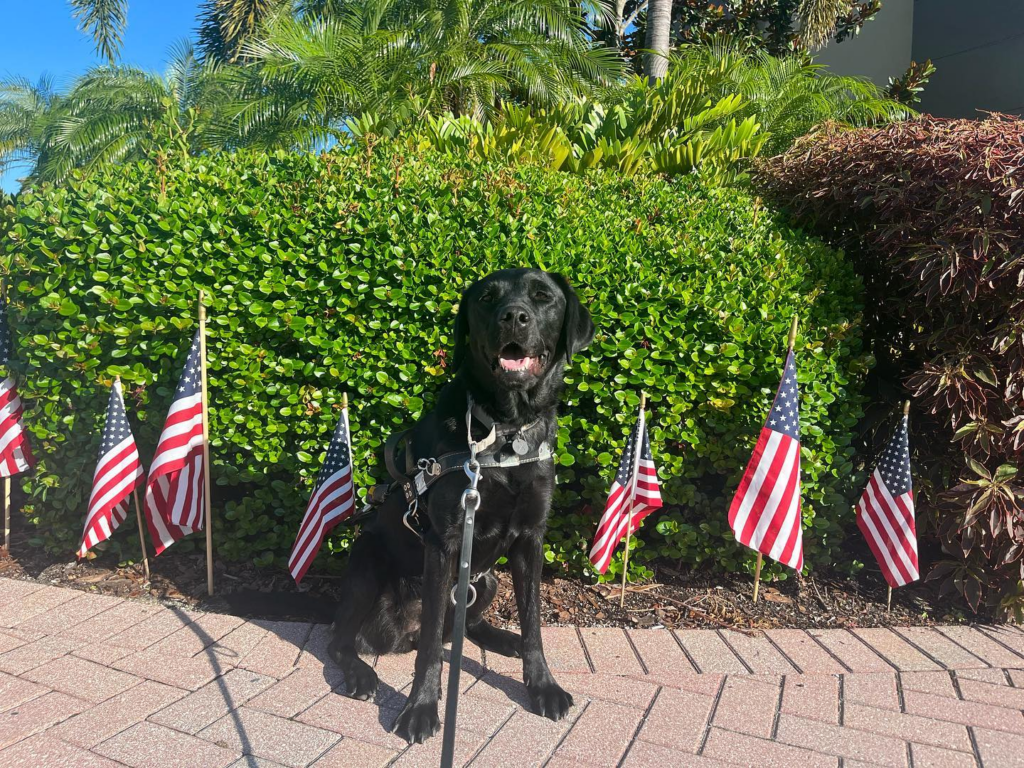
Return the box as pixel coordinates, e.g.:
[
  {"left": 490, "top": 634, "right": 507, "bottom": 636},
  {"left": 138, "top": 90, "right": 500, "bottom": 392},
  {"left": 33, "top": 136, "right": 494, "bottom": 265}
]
[{"left": 0, "top": 507, "right": 964, "bottom": 630}]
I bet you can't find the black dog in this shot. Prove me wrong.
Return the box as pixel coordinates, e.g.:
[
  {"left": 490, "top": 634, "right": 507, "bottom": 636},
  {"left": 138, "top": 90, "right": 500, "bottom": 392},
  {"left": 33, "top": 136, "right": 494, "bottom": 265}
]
[{"left": 328, "top": 268, "right": 594, "bottom": 744}]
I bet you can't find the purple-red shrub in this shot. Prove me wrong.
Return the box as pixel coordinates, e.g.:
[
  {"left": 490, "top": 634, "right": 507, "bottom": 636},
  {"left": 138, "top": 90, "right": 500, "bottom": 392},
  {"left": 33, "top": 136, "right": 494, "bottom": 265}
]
[{"left": 755, "top": 115, "right": 1024, "bottom": 617}]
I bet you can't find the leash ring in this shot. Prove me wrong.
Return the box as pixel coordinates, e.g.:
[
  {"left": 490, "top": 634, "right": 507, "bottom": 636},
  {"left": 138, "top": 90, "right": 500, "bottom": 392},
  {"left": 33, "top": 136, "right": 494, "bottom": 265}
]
[{"left": 451, "top": 583, "right": 477, "bottom": 608}]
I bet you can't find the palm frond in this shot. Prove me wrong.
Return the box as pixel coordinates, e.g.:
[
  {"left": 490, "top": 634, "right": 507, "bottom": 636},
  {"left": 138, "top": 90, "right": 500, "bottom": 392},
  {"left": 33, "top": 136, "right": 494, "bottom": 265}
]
[{"left": 69, "top": 0, "right": 129, "bottom": 63}]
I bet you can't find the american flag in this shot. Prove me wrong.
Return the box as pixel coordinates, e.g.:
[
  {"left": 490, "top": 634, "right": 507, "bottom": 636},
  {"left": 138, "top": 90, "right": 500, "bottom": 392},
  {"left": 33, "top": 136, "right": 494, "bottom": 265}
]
[
  {"left": 589, "top": 406, "right": 662, "bottom": 574},
  {"left": 856, "top": 414, "right": 918, "bottom": 587},
  {"left": 78, "top": 380, "right": 143, "bottom": 558},
  {"left": 728, "top": 350, "right": 804, "bottom": 571},
  {"left": 143, "top": 331, "right": 206, "bottom": 555},
  {"left": 0, "top": 294, "right": 33, "bottom": 477},
  {"left": 289, "top": 406, "right": 355, "bottom": 583}
]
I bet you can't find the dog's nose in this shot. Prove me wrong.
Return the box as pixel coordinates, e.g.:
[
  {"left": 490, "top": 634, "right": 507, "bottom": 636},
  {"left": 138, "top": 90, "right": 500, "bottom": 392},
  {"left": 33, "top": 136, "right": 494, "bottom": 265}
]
[{"left": 499, "top": 305, "right": 532, "bottom": 328}]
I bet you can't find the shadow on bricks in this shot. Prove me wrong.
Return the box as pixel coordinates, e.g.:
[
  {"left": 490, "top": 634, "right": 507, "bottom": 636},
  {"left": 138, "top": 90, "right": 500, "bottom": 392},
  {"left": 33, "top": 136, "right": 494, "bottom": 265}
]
[{"left": 169, "top": 605, "right": 258, "bottom": 756}]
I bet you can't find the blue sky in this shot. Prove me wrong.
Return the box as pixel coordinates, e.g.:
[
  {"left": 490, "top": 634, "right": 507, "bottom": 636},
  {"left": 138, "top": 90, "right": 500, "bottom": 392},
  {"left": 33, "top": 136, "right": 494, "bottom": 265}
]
[{"left": 1, "top": 2, "right": 202, "bottom": 192}]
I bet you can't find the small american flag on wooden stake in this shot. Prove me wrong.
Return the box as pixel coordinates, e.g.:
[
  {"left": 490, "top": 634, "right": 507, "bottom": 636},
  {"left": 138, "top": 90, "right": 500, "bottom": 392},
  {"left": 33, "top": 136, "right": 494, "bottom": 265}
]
[
  {"left": 728, "top": 348, "right": 804, "bottom": 572},
  {"left": 143, "top": 331, "right": 206, "bottom": 555},
  {"left": 856, "top": 407, "right": 919, "bottom": 588},
  {"left": 78, "top": 379, "right": 143, "bottom": 558},
  {"left": 589, "top": 403, "right": 662, "bottom": 574},
  {"left": 289, "top": 395, "right": 356, "bottom": 583}
]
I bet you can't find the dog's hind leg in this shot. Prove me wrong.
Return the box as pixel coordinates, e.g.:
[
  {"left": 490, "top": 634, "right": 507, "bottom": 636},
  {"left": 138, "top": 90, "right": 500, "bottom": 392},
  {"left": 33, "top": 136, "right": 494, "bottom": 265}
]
[
  {"left": 328, "top": 542, "right": 382, "bottom": 702},
  {"left": 466, "top": 572, "right": 521, "bottom": 658}
]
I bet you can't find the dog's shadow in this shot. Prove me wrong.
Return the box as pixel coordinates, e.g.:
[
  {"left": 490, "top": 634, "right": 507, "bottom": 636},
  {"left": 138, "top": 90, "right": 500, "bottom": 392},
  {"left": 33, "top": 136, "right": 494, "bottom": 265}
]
[{"left": 302, "top": 626, "right": 518, "bottom": 735}]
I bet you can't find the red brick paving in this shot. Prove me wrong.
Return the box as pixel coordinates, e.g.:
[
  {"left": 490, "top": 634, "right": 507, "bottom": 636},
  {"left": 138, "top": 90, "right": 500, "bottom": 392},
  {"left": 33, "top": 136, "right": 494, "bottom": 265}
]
[
  {"left": 780, "top": 674, "right": 840, "bottom": 724},
  {"left": 675, "top": 629, "right": 749, "bottom": 674},
  {"left": 1, "top": 577, "right": 1024, "bottom": 766},
  {"left": 720, "top": 631, "right": 798, "bottom": 675},
  {"left": 893, "top": 626, "right": 989, "bottom": 669},
  {"left": 766, "top": 629, "right": 846, "bottom": 674}
]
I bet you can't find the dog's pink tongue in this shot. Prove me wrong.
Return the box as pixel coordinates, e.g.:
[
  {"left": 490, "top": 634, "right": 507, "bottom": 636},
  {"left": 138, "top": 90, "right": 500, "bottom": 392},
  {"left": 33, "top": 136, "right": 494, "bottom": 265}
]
[{"left": 500, "top": 356, "right": 534, "bottom": 372}]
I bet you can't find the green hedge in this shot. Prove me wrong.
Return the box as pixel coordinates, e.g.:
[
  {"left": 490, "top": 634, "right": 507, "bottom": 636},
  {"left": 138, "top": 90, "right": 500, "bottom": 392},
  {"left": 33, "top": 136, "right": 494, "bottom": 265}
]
[{"left": 1, "top": 144, "right": 870, "bottom": 580}]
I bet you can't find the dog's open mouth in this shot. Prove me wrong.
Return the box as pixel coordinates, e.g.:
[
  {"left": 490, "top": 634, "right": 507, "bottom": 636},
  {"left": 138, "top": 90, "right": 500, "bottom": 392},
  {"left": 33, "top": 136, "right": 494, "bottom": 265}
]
[{"left": 495, "top": 343, "right": 545, "bottom": 375}]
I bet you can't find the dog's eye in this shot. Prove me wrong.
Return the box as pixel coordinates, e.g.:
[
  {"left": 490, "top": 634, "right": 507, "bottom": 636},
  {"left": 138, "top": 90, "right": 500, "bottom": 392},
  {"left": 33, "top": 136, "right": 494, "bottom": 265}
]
[
  {"left": 480, "top": 292, "right": 495, "bottom": 304},
  {"left": 534, "top": 290, "right": 553, "bottom": 303}
]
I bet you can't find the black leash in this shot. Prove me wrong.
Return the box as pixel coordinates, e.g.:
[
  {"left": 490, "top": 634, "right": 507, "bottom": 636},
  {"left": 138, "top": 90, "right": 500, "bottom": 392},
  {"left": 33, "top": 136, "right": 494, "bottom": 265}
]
[{"left": 440, "top": 405, "right": 484, "bottom": 768}]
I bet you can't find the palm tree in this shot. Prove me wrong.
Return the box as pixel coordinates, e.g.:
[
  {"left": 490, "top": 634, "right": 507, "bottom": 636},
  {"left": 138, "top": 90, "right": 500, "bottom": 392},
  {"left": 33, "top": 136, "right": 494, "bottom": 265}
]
[
  {"left": 644, "top": 0, "right": 673, "bottom": 80},
  {"left": 0, "top": 43, "right": 230, "bottom": 187},
  {"left": 795, "top": 0, "right": 850, "bottom": 50},
  {"left": 231, "top": 0, "right": 624, "bottom": 147},
  {"left": 69, "top": 0, "right": 129, "bottom": 63},
  {"left": 0, "top": 77, "right": 62, "bottom": 184},
  {"left": 197, "top": 0, "right": 292, "bottom": 62}
]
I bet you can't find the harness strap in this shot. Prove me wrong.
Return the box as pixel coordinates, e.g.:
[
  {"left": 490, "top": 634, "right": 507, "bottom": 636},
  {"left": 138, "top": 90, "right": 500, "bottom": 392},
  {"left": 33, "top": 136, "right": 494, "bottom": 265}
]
[{"left": 384, "top": 429, "right": 412, "bottom": 487}]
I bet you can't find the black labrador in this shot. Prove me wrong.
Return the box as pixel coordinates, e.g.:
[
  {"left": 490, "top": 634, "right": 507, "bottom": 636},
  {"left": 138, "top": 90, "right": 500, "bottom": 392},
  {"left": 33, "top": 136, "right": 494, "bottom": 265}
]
[{"left": 328, "top": 267, "right": 595, "bottom": 744}]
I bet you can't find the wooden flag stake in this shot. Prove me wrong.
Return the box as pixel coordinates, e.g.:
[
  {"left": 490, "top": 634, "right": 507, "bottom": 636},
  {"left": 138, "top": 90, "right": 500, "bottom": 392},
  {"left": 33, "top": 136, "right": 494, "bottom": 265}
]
[
  {"left": 753, "top": 315, "right": 800, "bottom": 603},
  {"left": 133, "top": 488, "right": 151, "bottom": 582},
  {"left": 115, "top": 375, "right": 151, "bottom": 582},
  {"left": 620, "top": 392, "right": 646, "bottom": 610},
  {"left": 3, "top": 477, "right": 9, "bottom": 554},
  {"left": 886, "top": 400, "right": 911, "bottom": 613},
  {"left": 752, "top": 553, "right": 763, "bottom": 603},
  {"left": 198, "top": 291, "right": 214, "bottom": 597}
]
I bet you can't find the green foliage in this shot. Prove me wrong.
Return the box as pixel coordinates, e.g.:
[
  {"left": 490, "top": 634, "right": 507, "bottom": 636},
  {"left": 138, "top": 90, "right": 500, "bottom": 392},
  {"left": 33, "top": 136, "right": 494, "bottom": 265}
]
[
  {"left": 379, "top": 91, "right": 765, "bottom": 184},
  {"left": 886, "top": 60, "right": 937, "bottom": 107},
  {"left": 0, "top": 43, "right": 232, "bottom": 188},
  {"left": 197, "top": 0, "right": 290, "bottom": 63},
  {"left": 353, "top": 37, "right": 911, "bottom": 180},
  {"left": 667, "top": 37, "right": 915, "bottom": 156},
  {"left": 2, "top": 144, "right": 869, "bottom": 579},
  {"left": 231, "top": 0, "right": 624, "bottom": 148}
]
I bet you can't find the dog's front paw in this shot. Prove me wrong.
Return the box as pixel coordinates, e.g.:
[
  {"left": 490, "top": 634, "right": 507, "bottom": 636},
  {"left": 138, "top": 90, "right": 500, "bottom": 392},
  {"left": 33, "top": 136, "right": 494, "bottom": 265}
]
[
  {"left": 341, "top": 662, "right": 378, "bottom": 702},
  {"left": 527, "top": 679, "right": 574, "bottom": 721},
  {"left": 393, "top": 699, "right": 440, "bottom": 744}
]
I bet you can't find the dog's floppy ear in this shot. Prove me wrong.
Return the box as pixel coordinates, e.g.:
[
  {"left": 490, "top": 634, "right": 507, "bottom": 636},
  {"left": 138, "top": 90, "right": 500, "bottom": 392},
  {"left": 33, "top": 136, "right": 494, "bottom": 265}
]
[
  {"left": 451, "top": 293, "right": 470, "bottom": 372},
  {"left": 551, "top": 273, "right": 595, "bottom": 364}
]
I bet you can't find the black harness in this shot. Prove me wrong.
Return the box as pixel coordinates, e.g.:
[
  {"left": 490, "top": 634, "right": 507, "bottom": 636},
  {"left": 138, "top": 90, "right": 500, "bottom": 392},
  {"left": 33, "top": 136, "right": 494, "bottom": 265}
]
[{"left": 356, "top": 398, "right": 555, "bottom": 539}]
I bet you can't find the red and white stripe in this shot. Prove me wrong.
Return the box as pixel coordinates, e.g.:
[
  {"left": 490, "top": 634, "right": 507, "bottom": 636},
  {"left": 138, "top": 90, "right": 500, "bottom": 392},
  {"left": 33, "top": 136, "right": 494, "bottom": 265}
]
[
  {"left": 289, "top": 409, "right": 355, "bottom": 583},
  {"left": 728, "top": 428, "right": 803, "bottom": 570},
  {"left": 728, "top": 349, "right": 804, "bottom": 571},
  {"left": 856, "top": 469, "right": 918, "bottom": 587},
  {"left": 144, "top": 393, "right": 205, "bottom": 555},
  {"left": 78, "top": 383, "right": 143, "bottom": 558},
  {"left": 0, "top": 377, "right": 34, "bottom": 477},
  {"left": 589, "top": 410, "right": 662, "bottom": 574}
]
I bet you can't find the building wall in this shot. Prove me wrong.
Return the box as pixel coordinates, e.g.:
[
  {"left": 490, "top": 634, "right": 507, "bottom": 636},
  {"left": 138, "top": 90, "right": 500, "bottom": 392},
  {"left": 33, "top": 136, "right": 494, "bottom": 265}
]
[
  {"left": 911, "top": 0, "right": 1024, "bottom": 117},
  {"left": 815, "top": 0, "right": 914, "bottom": 87}
]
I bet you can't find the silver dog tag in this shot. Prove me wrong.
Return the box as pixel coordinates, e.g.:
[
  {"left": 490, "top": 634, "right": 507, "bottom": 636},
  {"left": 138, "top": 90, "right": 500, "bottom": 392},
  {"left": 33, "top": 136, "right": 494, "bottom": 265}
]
[{"left": 512, "top": 434, "right": 529, "bottom": 456}]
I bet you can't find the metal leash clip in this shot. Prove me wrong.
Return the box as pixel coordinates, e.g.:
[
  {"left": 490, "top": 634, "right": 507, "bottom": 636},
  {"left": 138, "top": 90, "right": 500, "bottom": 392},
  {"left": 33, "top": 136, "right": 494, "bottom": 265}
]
[{"left": 402, "top": 498, "right": 423, "bottom": 541}]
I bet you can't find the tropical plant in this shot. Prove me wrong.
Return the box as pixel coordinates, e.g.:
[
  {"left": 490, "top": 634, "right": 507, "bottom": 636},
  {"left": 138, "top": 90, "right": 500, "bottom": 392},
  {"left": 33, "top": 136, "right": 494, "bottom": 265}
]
[
  {"left": 0, "top": 77, "right": 62, "bottom": 182},
  {"left": 668, "top": 36, "right": 914, "bottom": 155},
  {"left": 886, "top": 59, "right": 936, "bottom": 107},
  {"left": 231, "top": 0, "right": 624, "bottom": 146},
  {"left": 70, "top": 0, "right": 129, "bottom": 63},
  {"left": 197, "top": 0, "right": 291, "bottom": 62},
  {"left": 0, "top": 43, "right": 230, "bottom": 187},
  {"left": 356, "top": 71, "right": 766, "bottom": 183}
]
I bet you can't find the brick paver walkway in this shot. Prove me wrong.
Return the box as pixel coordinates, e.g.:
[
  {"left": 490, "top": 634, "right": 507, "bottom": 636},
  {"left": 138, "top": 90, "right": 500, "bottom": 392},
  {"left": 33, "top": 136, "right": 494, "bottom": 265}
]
[{"left": 0, "top": 579, "right": 1021, "bottom": 767}]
